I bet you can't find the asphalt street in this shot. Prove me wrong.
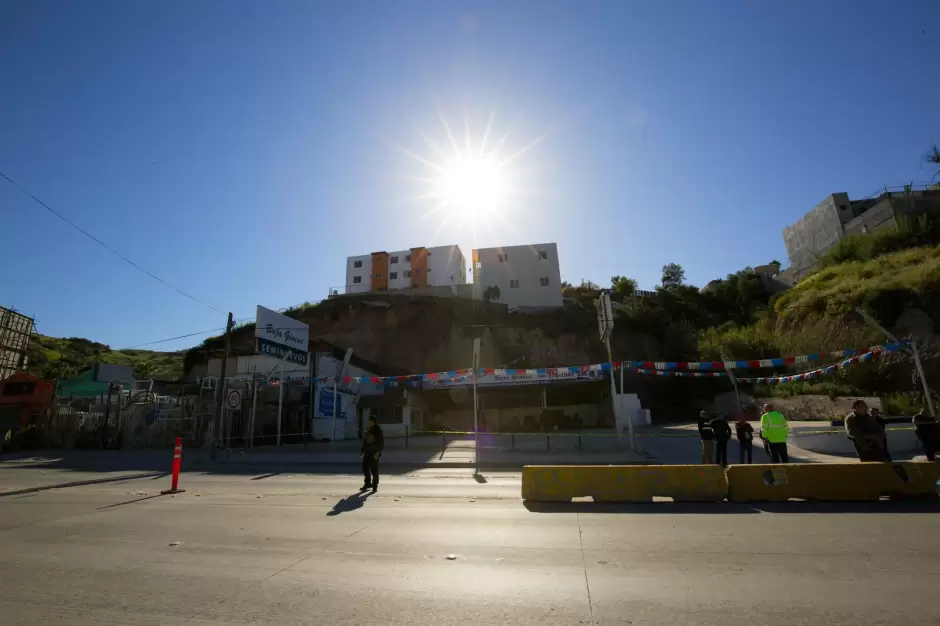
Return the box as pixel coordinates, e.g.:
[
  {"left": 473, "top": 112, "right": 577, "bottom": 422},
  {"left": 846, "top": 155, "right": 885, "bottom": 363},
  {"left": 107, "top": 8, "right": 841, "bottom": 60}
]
[{"left": 1, "top": 468, "right": 939, "bottom": 625}]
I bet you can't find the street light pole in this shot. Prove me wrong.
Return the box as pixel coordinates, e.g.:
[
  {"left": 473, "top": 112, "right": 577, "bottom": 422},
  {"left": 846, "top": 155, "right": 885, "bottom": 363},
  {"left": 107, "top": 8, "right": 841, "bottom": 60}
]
[
  {"left": 472, "top": 338, "right": 481, "bottom": 474},
  {"left": 855, "top": 307, "right": 935, "bottom": 417},
  {"left": 210, "top": 312, "right": 234, "bottom": 461}
]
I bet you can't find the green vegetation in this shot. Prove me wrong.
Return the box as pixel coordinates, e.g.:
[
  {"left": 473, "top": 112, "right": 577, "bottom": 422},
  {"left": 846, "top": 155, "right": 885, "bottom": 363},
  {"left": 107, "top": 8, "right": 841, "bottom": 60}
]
[
  {"left": 25, "top": 335, "right": 183, "bottom": 381},
  {"left": 23, "top": 208, "right": 940, "bottom": 410},
  {"left": 774, "top": 244, "right": 940, "bottom": 325},
  {"left": 816, "top": 213, "right": 940, "bottom": 270}
]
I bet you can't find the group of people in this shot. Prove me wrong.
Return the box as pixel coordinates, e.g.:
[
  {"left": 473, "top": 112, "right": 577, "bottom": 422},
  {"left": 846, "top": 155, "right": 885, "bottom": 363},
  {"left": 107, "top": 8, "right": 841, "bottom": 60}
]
[
  {"left": 697, "top": 403, "right": 790, "bottom": 467},
  {"left": 698, "top": 400, "right": 940, "bottom": 465},
  {"left": 845, "top": 399, "right": 939, "bottom": 462}
]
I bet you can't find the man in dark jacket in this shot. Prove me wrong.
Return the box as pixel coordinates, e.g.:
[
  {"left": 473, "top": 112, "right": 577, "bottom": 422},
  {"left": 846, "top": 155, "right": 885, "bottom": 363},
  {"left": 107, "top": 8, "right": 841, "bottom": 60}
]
[
  {"left": 845, "top": 400, "right": 886, "bottom": 462},
  {"left": 710, "top": 413, "right": 733, "bottom": 467},
  {"left": 735, "top": 416, "right": 754, "bottom": 464},
  {"left": 913, "top": 411, "right": 940, "bottom": 462},
  {"left": 361, "top": 417, "right": 385, "bottom": 492},
  {"left": 697, "top": 411, "right": 715, "bottom": 464},
  {"left": 871, "top": 407, "right": 892, "bottom": 462}
]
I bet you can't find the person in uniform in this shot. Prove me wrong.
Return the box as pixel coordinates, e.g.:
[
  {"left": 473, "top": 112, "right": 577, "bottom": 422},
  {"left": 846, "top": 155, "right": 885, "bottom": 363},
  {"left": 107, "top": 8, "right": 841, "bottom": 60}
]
[{"left": 361, "top": 417, "right": 385, "bottom": 492}]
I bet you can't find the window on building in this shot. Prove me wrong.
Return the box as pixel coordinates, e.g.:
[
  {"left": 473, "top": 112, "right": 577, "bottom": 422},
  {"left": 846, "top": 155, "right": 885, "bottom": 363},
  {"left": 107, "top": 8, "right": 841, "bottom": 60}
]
[
  {"left": 540, "top": 277, "right": 550, "bottom": 286},
  {"left": 510, "top": 279, "right": 520, "bottom": 288},
  {"left": 475, "top": 262, "right": 482, "bottom": 269},
  {"left": 404, "top": 270, "right": 411, "bottom": 278},
  {"left": 538, "top": 250, "right": 548, "bottom": 260},
  {"left": 375, "top": 272, "right": 382, "bottom": 278},
  {"left": 405, "top": 254, "right": 411, "bottom": 262},
  {"left": 374, "top": 406, "right": 404, "bottom": 425},
  {"left": 353, "top": 260, "right": 363, "bottom": 268},
  {"left": 390, "top": 272, "right": 398, "bottom": 280},
  {"left": 390, "top": 256, "right": 399, "bottom": 264},
  {"left": 427, "top": 267, "right": 431, "bottom": 272},
  {"left": 353, "top": 276, "right": 362, "bottom": 284},
  {"left": 498, "top": 253, "right": 508, "bottom": 262}
]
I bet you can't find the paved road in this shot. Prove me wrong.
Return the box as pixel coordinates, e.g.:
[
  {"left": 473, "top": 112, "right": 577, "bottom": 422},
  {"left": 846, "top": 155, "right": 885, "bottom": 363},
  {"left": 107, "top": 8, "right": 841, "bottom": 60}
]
[{"left": 1, "top": 468, "right": 939, "bottom": 625}]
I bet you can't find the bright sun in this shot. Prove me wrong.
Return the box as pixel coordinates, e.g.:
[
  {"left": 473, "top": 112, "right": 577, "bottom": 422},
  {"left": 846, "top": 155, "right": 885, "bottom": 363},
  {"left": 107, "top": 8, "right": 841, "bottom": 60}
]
[
  {"left": 438, "top": 156, "right": 507, "bottom": 214},
  {"left": 392, "top": 106, "right": 544, "bottom": 244}
]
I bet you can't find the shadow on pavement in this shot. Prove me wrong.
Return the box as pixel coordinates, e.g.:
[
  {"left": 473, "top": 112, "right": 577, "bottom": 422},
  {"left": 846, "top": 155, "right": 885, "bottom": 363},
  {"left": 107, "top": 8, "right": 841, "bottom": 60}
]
[
  {"left": 524, "top": 499, "right": 940, "bottom": 515},
  {"left": 524, "top": 501, "right": 760, "bottom": 514},
  {"left": 326, "top": 491, "right": 374, "bottom": 516},
  {"left": 250, "top": 472, "right": 281, "bottom": 481},
  {"left": 752, "top": 500, "right": 940, "bottom": 514}
]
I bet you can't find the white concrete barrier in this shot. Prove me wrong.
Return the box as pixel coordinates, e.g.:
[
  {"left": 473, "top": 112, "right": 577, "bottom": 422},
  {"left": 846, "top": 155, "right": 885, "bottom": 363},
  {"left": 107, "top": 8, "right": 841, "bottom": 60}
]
[{"left": 794, "top": 426, "right": 920, "bottom": 455}]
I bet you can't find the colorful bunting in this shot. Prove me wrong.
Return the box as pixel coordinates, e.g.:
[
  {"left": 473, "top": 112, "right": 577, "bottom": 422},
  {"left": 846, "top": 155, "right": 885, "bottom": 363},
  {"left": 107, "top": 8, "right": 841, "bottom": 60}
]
[{"left": 259, "top": 343, "right": 904, "bottom": 388}]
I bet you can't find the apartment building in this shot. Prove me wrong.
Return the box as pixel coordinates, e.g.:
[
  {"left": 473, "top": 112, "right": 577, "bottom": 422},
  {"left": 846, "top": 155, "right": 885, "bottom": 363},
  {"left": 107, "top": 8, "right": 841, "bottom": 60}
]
[
  {"left": 345, "top": 245, "right": 467, "bottom": 294},
  {"left": 471, "top": 243, "right": 563, "bottom": 308},
  {"left": 783, "top": 185, "right": 940, "bottom": 280}
]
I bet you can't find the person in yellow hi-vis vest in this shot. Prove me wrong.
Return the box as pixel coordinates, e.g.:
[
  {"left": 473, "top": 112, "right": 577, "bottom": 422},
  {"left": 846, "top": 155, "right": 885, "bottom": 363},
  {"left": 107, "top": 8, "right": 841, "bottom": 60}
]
[{"left": 759, "top": 403, "right": 790, "bottom": 464}]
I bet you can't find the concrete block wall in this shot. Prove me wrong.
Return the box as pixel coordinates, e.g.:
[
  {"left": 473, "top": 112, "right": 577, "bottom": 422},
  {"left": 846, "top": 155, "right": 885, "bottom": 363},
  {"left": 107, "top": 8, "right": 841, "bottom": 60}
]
[{"left": 783, "top": 194, "right": 845, "bottom": 271}]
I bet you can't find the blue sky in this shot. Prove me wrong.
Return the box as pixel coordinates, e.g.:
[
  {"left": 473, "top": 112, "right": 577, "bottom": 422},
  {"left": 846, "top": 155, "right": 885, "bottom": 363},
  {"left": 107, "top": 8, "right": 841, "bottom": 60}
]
[{"left": 2, "top": 0, "right": 938, "bottom": 351}]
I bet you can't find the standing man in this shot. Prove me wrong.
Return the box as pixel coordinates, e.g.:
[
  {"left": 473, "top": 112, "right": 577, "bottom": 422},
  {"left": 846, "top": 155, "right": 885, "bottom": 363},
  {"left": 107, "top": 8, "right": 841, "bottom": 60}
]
[
  {"left": 697, "top": 410, "right": 716, "bottom": 465},
  {"left": 361, "top": 416, "right": 385, "bottom": 492},
  {"left": 735, "top": 415, "right": 754, "bottom": 464},
  {"left": 845, "top": 400, "right": 886, "bottom": 462},
  {"left": 759, "top": 403, "right": 790, "bottom": 464},
  {"left": 870, "top": 407, "right": 892, "bottom": 462},
  {"left": 710, "top": 413, "right": 733, "bottom": 467},
  {"left": 912, "top": 411, "right": 940, "bottom": 462}
]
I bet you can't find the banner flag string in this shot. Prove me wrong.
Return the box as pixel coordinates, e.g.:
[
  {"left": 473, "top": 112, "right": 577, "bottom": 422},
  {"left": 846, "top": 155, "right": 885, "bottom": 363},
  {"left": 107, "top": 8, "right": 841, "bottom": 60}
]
[{"left": 259, "top": 342, "right": 904, "bottom": 387}]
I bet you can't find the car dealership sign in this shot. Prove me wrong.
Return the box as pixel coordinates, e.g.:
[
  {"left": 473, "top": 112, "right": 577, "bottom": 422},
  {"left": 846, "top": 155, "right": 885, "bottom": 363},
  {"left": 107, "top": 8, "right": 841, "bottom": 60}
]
[{"left": 255, "top": 305, "right": 309, "bottom": 366}]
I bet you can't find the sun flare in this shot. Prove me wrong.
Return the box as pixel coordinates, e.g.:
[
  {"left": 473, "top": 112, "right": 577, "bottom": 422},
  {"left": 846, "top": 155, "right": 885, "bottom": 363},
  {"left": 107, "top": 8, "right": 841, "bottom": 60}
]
[
  {"left": 391, "top": 105, "right": 546, "bottom": 247},
  {"left": 437, "top": 156, "right": 507, "bottom": 214}
]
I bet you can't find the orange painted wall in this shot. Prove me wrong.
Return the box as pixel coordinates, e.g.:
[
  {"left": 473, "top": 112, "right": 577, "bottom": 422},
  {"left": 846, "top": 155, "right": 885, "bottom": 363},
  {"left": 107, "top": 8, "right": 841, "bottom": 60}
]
[
  {"left": 371, "top": 252, "right": 389, "bottom": 291},
  {"left": 410, "top": 247, "right": 428, "bottom": 288}
]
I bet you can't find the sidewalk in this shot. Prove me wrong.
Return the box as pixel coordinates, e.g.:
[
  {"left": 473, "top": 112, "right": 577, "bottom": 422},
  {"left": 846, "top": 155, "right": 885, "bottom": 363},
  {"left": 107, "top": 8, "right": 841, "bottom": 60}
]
[
  {"left": 214, "top": 441, "right": 647, "bottom": 469},
  {"left": 0, "top": 440, "right": 647, "bottom": 477}
]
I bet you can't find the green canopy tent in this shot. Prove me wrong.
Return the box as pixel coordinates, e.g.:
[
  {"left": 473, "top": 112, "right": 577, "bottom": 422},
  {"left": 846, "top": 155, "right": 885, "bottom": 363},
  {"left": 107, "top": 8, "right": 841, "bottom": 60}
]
[{"left": 55, "top": 364, "right": 135, "bottom": 399}]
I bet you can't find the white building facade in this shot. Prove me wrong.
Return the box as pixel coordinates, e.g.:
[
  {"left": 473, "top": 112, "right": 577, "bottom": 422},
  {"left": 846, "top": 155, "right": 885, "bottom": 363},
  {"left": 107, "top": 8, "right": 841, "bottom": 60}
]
[
  {"left": 344, "top": 244, "right": 467, "bottom": 294},
  {"left": 471, "top": 242, "right": 563, "bottom": 308}
]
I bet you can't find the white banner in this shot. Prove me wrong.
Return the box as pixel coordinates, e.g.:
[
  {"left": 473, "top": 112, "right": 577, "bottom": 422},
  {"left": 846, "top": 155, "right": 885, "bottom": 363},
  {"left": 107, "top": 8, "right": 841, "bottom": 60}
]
[{"left": 424, "top": 369, "right": 604, "bottom": 389}]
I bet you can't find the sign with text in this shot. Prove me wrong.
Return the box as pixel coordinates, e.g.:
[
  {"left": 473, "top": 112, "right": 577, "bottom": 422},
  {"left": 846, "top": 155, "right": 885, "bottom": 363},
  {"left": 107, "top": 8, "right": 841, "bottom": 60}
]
[
  {"left": 316, "top": 389, "right": 346, "bottom": 419},
  {"left": 255, "top": 305, "right": 309, "bottom": 366}
]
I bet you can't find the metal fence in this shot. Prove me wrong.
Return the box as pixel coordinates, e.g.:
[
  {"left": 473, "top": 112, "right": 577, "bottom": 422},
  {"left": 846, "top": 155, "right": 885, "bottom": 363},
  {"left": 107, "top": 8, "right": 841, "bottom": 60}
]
[{"left": 25, "top": 394, "right": 213, "bottom": 450}]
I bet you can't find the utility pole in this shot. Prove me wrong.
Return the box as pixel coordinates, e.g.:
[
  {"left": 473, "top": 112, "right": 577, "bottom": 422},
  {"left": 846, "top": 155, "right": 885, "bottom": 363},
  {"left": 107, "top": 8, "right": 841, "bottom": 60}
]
[
  {"left": 472, "top": 338, "right": 481, "bottom": 474},
  {"left": 855, "top": 307, "right": 935, "bottom": 417},
  {"left": 210, "top": 312, "right": 235, "bottom": 461}
]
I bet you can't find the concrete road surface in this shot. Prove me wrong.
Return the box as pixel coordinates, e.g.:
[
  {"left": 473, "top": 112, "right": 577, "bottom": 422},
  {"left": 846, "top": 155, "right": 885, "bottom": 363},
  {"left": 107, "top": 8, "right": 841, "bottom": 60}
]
[{"left": 1, "top": 468, "right": 939, "bottom": 625}]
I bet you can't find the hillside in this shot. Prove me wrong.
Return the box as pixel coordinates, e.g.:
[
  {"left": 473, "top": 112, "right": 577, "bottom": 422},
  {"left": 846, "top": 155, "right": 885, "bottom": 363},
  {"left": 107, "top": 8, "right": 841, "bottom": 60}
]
[
  {"left": 25, "top": 335, "right": 184, "bottom": 381},
  {"left": 181, "top": 226, "right": 939, "bottom": 413},
  {"left": 20, "top": 223, "right": 938, "bottom": 415}
]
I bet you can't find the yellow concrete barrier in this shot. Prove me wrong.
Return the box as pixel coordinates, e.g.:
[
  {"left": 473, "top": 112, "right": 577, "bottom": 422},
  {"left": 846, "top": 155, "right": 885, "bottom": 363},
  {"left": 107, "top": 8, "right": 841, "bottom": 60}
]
[
  {"left": 521, "top": 465, "right": 728, "bottom": 502},
  {"left": 885, "top": 462, "right": 940, "bottom": 499},
  {"left": 727, "top": 462, "right": 940, "bottom": 502}
]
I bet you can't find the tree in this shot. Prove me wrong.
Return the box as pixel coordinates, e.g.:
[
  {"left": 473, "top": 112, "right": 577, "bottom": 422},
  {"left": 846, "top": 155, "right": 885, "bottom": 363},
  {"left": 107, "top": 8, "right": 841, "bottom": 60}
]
[
  {"left": 136, "top": 362, "right": 156, "bottom": 378},
  {"left": 482, "top": 285, "right": 501, "bottom": 302},
  {"left": 610, "top": 275, "right": 638, "bottom": 300},
  {"left": 660, "top": 263, "right": 686, "bottom": 288},
  {"left": 926, "top": 143, "right": 940, "bottom": 177}
]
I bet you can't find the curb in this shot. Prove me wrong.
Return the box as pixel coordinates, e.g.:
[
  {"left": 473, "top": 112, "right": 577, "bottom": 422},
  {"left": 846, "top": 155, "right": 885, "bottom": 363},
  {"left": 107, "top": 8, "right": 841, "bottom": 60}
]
[{"left": 204, "top": 459, "right": 653, "bottom": 472}]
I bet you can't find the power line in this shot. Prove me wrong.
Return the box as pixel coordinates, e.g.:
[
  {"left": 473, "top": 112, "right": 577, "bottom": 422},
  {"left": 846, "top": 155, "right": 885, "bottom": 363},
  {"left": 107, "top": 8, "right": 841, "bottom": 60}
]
[
  {"left": 122, "top": 327, "right": 228, "bottom": 350},
  {"left": 0, "top": 170, "right": 225, "bottom": 315}
]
